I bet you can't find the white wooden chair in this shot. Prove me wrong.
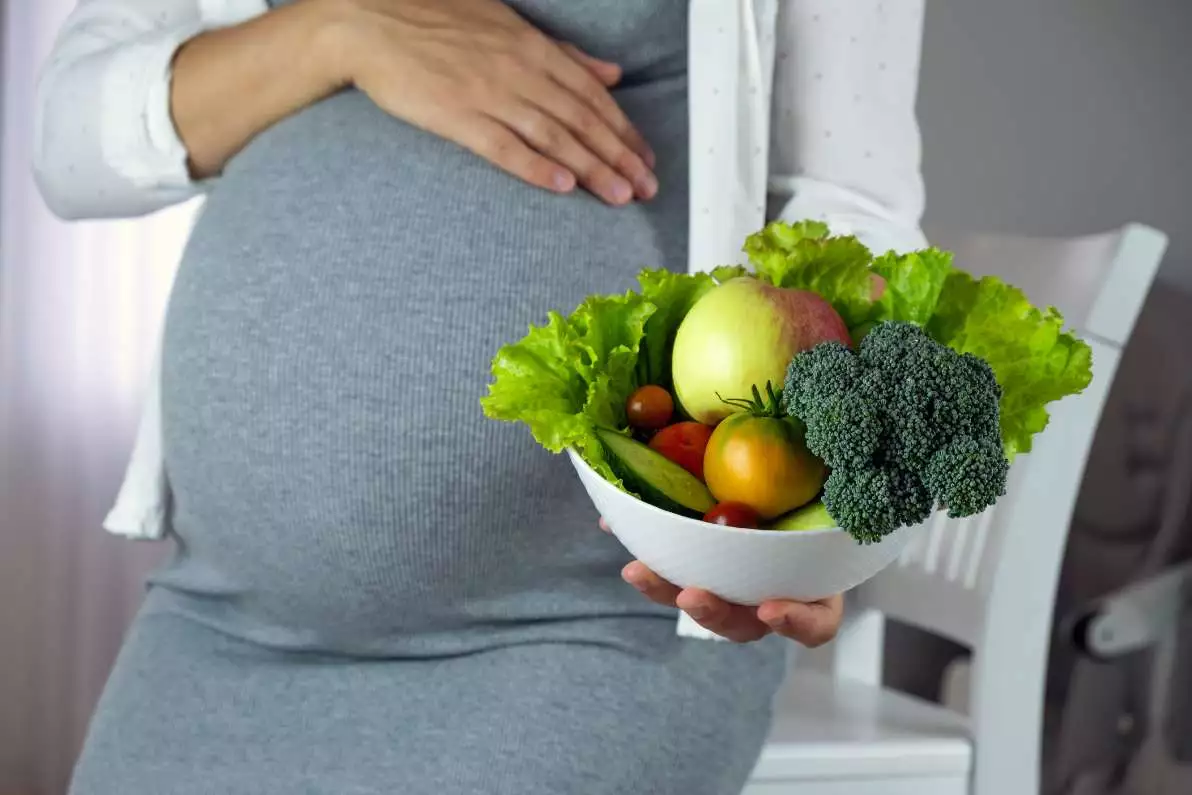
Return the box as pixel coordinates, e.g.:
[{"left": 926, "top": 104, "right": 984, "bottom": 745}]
[{"left": 743, "top": 223, "right": 1169, "bottom": 795}]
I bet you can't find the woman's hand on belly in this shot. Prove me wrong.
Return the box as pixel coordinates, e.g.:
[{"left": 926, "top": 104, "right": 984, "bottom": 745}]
[
  {"left": 601, "top": 520, "right": 845, "bottom": 646},
  {"left": 327, "top": 0, "right": 659, "bottom": 205}
]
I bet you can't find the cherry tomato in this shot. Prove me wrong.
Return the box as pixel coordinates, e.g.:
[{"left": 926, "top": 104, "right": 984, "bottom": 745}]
[
  {"left": 626, "top": 385, "right": 674, "bottom": 431},
  {"left": 703, "top": 502, "right": 761, "bottom": 529},
  {"left": 649, "top": 421, "right": 713, "bottom": 480}
]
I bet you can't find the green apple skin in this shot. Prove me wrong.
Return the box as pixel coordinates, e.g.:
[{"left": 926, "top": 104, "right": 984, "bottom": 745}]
[{"left": 671, "top": 277, "right": 851, "bottom": 424}]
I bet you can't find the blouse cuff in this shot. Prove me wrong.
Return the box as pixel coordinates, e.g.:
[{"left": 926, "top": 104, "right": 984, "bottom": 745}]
[
  {"left": 771, "top": 174, "right": 929, "bottom": 255},
  {"left": 100, "top": 24, "right": 208, "bottom": 192}
]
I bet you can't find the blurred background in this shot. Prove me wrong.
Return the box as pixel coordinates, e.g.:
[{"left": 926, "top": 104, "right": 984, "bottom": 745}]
[{"left": 2, "top": 0, "right": 1190, "bottom": 793}]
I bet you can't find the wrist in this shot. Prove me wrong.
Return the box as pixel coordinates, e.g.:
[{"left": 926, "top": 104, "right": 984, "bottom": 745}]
[{"left": 303, "top": 0, "right": 365, "bottom": 90}]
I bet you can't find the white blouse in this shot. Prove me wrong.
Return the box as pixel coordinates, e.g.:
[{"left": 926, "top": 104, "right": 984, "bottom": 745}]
[{"left": 34, "top": 0, "right": 930, "bottom": 640}]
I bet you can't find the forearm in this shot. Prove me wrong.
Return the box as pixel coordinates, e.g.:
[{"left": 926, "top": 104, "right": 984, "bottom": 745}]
[{"left": 171, "top": 0, "right": 347, "bottom": 179}]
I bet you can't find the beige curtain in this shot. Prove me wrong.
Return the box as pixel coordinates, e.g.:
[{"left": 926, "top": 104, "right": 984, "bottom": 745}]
[{"left": 0, "top": 3, "right": 197, "bottom": 793}]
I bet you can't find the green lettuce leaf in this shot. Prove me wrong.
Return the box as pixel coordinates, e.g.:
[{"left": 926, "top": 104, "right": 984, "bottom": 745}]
[
  {"left": 481, "top": 293, "right": 654, "bottom": 485},
  {"left": 742, "top": 219, "right": 832, "bottom": 272},
  {"left": 635, "top": 269, "right": 717, "bottom": 387},
  {"left": 570, "top": 293, "right": 655, "bottom": 429},
  {"left": 926, "top": 272, "right": 1094, "bottom": 459},
  {"left": 480, "top": 312, "right": 591, "bottom": 448},
  {"left": 710, "top": 265, "right": 749, "bottom": 283},
  {"left": 742, "top": 220, "right": 882, "bottom": 328},
  {"left": 870, "top": 248, "right": 954, "bottom": 326}
]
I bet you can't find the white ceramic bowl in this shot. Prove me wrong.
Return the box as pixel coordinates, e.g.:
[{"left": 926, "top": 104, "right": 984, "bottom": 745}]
[{"left": 568, "top": 449, "right": 916, "bottom": 605}]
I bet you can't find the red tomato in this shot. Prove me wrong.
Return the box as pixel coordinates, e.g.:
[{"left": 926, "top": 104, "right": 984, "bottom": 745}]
[
  {"left": 649, "top": 421, "right": 714, "bottom": 480},
  {"left": 626, "top": 385, "right": 674, "bottom": 431},
  {"left": 703, "top": 502, "right": 761, "bottom": 529}
]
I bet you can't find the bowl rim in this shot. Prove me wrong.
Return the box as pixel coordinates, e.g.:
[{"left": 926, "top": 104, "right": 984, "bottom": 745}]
[{"left": 566, "top": 447, "right": 849, "bottom": 539}]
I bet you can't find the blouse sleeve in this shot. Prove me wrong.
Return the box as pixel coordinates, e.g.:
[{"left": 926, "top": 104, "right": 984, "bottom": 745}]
[
  {"left": 768, "top": 0, "right": 930, "bottom": 255},
  {"left": 32, "top": 0, "right": 268, "bottom": 220}
]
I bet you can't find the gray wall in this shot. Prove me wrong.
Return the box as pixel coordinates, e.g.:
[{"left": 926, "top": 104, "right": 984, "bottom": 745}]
[{"left": 917, "top": 0, "right": 1192, "bottom": 291}]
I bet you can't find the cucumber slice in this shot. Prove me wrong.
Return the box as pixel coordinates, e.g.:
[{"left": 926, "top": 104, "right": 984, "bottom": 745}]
[
  {"left": 597, "top": 428, "right": 715, "bottom": 518},
  {"left": 767, "top": 500, "right": 836, "bottom": 531}
]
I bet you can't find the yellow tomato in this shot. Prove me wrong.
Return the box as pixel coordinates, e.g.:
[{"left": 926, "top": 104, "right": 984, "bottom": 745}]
[{"left": 703, "top": 413, "right": 825, "bottom": 520}]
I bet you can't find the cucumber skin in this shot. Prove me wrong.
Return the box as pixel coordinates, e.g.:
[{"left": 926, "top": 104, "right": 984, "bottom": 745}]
[
  {"left": 597, "top": 430, "right": 715, "bottom": 519},
  {"left": 767, "top": 500, "right": 836, "bottom": 531},
  {"left": 606, "top": 454, "right": 706, "bottom": 519}
]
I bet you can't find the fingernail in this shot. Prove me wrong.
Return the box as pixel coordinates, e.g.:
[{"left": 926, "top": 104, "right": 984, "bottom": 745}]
[
  {"left": 609, "top": 178, "right": 633, "bottom": 204},
  {"left": 687, "top": 603, "right": 710, "bottom": 621},
  {"left": 636, "top": 173, "right": 658, "bottom": 200},
  {"left": 553, "top": 170, "right": 576, "bottom": 191},
  {"left": 761, "top": 614, "right": 787, "bottom": 630},
  {"left": 644, "top": 148, "right": 657, "bottom": 169}
]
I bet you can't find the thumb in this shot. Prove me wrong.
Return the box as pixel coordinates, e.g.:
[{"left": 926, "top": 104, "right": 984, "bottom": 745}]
[{"left": 559, "top": 42, "right": 622, "bottom": 87}]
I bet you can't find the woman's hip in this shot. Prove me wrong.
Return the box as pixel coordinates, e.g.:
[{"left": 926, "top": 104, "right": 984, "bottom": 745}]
[{"left": 71, "top": 602, "right": 785, "bottom": 795}]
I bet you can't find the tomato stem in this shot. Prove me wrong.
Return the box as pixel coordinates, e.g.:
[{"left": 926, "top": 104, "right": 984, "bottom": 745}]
[{"left": 716, "top": 380, "right": 785, "bottom": 418}]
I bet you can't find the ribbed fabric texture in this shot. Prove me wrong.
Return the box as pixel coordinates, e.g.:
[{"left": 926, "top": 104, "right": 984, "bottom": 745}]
[
  {"left": 153, "top": 0, "right": 706, "bottom": 658},
  {"left": 69, "top": 2, "right": 791, "bottom": 793}
]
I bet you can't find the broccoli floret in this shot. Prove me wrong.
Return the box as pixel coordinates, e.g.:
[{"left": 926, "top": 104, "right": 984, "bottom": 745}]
[
  {"left": 822, "top": 463, "right": 934, "bottom": 544},
  {"left": 857, "top": 318, "right": 929, "bottom": 369},
  {"left": 782, "top": 341, "right": 859, "bottom": 419},
  {"left": 923, "top": 436, "right": 1009, "bottom": 517},
  {"left": 783, "top": 320, "right": 1008, "bottom": 542},
  {"left": 801, "top": 391, "right": 882, "bottom": 469},
  {"left": 944, "top": 353, "right": 1003, "bottom": 438}
]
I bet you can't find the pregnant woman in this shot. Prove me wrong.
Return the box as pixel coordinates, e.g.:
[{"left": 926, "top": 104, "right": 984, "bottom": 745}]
[{"left": 34, "top": 0, "right": 930, "bottom": 792}]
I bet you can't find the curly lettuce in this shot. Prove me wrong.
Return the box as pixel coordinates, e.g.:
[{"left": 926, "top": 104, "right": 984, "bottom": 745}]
[
  {"left": 927, "top": 272, "right": 1094, "bottom": 459},
  {"left": 743, "top": 220, "right": 881, "bottom": 327},
  {"left": 481, "top": 271, "right": 721, "bottom": 485},
  {"left": 481, "top": 293, "right": 652, "bottom": 485},
  {"left": 871, "top": 248, "right": 954, "bottom": 327},
  {"left": 635, "top": 268, "right": 717, "bottom": 388},
  {"left": 742, "top": 220, "right": 953, "bottom": 331}
]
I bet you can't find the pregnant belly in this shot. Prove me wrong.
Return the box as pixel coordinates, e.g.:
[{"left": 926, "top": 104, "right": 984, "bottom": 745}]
[{"left": 156, "top": 90, "right": 687, "bottom": 639}]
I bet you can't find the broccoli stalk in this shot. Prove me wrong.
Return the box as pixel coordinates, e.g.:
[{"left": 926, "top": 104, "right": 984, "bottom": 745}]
[{"left": 783, "top": 321, "right": 1009, "bottom": 543}]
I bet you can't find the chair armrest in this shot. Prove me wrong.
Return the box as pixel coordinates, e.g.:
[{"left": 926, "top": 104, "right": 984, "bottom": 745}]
[{"left": 1070, "top": 561, "right": 1192, "bottom": 659}]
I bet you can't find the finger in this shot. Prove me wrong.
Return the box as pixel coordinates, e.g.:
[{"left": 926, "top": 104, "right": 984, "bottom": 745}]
[
  {"left": 521, "top": 78, "right": 656, "bottom": 201},
  {"left": 494, "top": 100, "right": 635, "bottom": 205},
  {"left": 539, "top": 46, "right": 656, "bottom": 171},
  {"left": 622, "top": 561, "right": 681, "bottom": 607},
  {"left": 558, "top": 42, "right": 622, "bottom": 87},
  {"left": 598, "top": 518, "right": 611, "bottom": 533},
  {"left": 449, "top": 113, "right": 576, "bottom": 194},
  {"left": 757, "top": 595, "right": 845, "bottom": 648},
  {"left": 676, "top": 589, "right": 772, "bottom": 644}
]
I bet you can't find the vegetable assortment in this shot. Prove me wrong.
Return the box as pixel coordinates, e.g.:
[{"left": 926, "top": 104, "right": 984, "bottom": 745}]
[{"left": 481, "top": 220, "right": 1093, "bottom": 543}]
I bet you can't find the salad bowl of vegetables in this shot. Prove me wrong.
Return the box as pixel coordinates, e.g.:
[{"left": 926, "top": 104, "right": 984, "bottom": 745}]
[{"left": 482, "top": 221, "right": 1093, "bottom": 604}]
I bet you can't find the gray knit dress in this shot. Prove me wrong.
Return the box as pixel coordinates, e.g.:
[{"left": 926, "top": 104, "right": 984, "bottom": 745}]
[{"left": 68, "top": 1, "right": 788, "bottom": 792}]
